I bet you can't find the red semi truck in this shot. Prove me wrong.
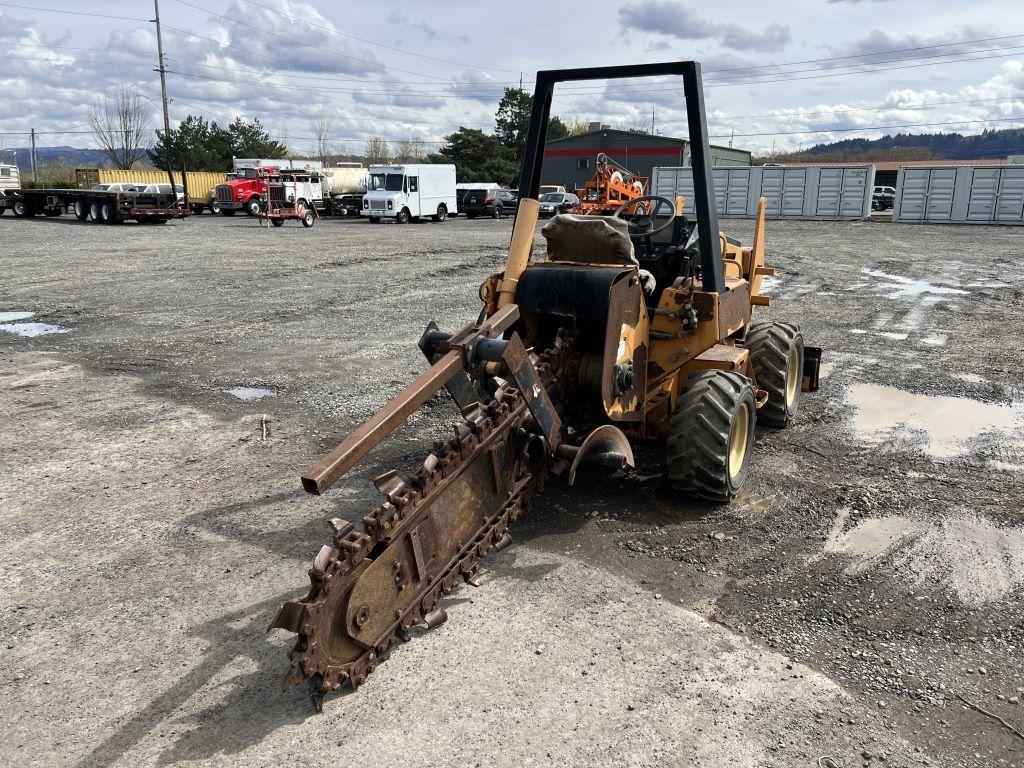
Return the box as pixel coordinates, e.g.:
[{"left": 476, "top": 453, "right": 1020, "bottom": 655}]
[{"left": 210, "top": 158, "right": 321, "bottom": 216}]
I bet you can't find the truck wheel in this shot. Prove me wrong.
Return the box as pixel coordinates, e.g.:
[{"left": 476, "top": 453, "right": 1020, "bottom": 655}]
[
  {"left": 271, "top": 218, "right": 285, "bottom": 228},
  {"left": 73, "top": 200, "right": 89, "bottom": 221},
  {"left": 12, "top": 200, "right": 33, "bottom": 218},
  {"left": 396, "top": 208, "right": 410, "bottom": 224},
  {"left": 89, "top": 201, "right": 102, "bottom": 222},
  {"left": 368, "top": 216, "right": 381, "bottom": 224},
  {"left": 432, "top": 204, "right": 447, "bottom": 222},
  {"left": 301, "top": 210, "right": 315, "bottom": 228},
  {"left": 744, "top": 322, "right": 804, "bottom": 427},
  {"left": 246, "top": 198, "right": 261, "bottom": 216},
  {"left": 101, "top": 201, "right": 120, "bottom": 224},
  {"left": 210, "top": 200, "right": 221, "bottom": 214},
  {"left": 667, "top": 370, "right": 756, "bottom": 502}
]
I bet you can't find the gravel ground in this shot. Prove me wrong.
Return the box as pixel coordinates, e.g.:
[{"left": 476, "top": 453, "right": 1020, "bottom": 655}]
[{"left": 1, "top": 212, "right": 1022, "bottom": 767}]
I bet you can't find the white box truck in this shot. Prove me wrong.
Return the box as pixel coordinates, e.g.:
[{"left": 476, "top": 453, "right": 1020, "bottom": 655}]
[
  {"left": 362, "top": 164, "right": 456, "bottom": 223},
  {"left": 0, "top": 163, "right": 20, "bottom": 214}
]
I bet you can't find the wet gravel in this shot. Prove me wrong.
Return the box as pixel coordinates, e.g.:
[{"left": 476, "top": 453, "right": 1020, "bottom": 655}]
[{"left": 2, "top": 212, "right": 1023, "bottom": 767}]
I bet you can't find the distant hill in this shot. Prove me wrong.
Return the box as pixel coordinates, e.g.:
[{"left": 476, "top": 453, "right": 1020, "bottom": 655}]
[
  {"left": 762, "top": 127, "right": 1024, "bottom": 164},
  {"left": 1, "top": 146, "right": 113, "bottom": 171}
]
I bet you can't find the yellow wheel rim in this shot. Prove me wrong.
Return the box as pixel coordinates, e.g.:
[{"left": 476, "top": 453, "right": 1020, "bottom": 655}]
[
  {"left": 728, "top": 402, "right": 750, "bottom": 481},
  {"left": 785, "top": 348, "right": 801, "bottom": 409}
]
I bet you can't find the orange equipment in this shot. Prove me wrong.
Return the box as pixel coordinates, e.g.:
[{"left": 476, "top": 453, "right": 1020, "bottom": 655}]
[{"left": 576, "top": 152, "right": 649, "bottom": 216}]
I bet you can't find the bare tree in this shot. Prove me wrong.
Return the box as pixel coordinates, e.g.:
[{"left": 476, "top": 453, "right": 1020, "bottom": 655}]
[
  {"left": 395, "top": 137, "right": 425, "bottom": 163},
  {"left": 363, "top": 135, "right": 390, "bottom": 165},
  {"left": 88, "top": 85, "right": 150, "bottom": 169},
  {"left": 313, "top": 106, "right": 333, "bottom": 164}
]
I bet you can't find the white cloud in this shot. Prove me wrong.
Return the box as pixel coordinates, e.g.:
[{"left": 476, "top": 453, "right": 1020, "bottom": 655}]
[{"left": 617, "top": 0, "right": 791, "bottom": 53}]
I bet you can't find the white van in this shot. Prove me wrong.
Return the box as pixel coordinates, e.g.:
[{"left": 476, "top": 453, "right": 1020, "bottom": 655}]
[{"left": 362, "top": 164, "right": 456, "bottom": 223}]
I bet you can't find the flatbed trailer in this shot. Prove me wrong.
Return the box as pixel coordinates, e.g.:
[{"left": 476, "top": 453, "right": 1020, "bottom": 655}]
[{"left": 1, "top": 188, "right": 189, "bottom": 224}]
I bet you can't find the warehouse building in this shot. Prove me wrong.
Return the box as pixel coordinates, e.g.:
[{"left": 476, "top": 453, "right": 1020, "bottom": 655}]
[{"left": 541, "top": 126, "right": 751, "bottom": 191}]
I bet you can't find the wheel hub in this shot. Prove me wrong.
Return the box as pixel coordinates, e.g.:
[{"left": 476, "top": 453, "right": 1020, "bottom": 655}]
[{"left": 728, "top": 402, "right": 750, "bottom": 481}]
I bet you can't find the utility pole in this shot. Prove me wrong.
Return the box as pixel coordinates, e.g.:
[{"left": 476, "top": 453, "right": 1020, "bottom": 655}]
[
  {"left": 729, "top": 128, "right": 734, "bottom": 148},
  {"left": 30, "top": 128, "right": 37, "bottom": 183},
  {"left": 153, "top": 0, "right": 172, "bottom": 140},
  {"left": 152, "top": 0, "right": 176, "bottom": 190},
  {"left": 652, "top": 107, "right": 655, "bottom": 135}
]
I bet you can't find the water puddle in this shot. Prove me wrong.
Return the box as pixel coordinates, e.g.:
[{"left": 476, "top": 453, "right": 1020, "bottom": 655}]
[
  {"left": 0, "top": 322, "right": 71, "bottom": 337},
  {"left": 0, "top": 311, "right": 35, "bottom": 322},
  {"left": 861, "top": 268, "right": 968, "bottom": 300},
  {"left": 824, "top": 509, "right": 1024, "bottom": 606},
  {"left": 224, "top": 386, "right": 277, "bottom": 401},
  {"left": 847, "top": 383, "right": 1023, "bottom": 458}
]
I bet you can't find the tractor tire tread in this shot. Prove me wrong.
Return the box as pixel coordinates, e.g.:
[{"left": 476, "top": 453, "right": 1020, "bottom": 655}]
[
  {"left": 667, "top": 370, "right": 755, "bottom": 502},
  {"left": 745, "top": 321, "right": 804, "bottom": 427}
]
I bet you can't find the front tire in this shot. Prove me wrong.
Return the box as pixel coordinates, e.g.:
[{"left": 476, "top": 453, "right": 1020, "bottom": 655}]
[
  {"left": 667, "top": 371, "right": 756, "bottom": 502},
  {"left": 301, "top": 210, "right": 315, "bottom": 228},
  {"left": 246, "top": 198, "right": 261, "bottom": 216},
  {"left": 12, "top": 200, "right": 33, "bottom": 218},
  {"left": 745, "top": 322, "right": 804, "bottom": 427},
  {"left": 396, "top": 208, "right": 410, "bottom": 224},
  {"left": 210, "top": 200, "right": 222, "bottom": 214}
]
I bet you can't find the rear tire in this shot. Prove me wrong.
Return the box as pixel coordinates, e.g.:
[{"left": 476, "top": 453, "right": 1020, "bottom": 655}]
[
  {"left": 74, "top": 200, "right": 89, "bottom": 221},
  {"left": 101, "top": 201, "right": 120, "bottom": 224},
  {"left": 667, "top": 371, "right": 756, "bottom": 502},
  {"left": 432, "top": 204, "right": 447, "bottom": 222},
  {"left": 745, "top": 321, "right": 804, "bottom": 427},
  {"left": 492, "top": 205, "right": 501, "bottom": 219}
]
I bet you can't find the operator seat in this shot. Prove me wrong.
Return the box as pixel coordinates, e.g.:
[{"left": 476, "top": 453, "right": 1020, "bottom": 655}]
[{"left": 541, "top": 214, "right": 656, "bottom": 295}]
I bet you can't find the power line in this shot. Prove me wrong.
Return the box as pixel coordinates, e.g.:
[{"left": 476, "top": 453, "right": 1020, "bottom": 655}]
[
  {"left": 229, "top": 0, "right": 521, "bottom": 75},
  {"left": 169, "top": 0, "right": 448, "bottom": 83},
  {"left": 0, "top": 1, "right": 147, "bottom": 21}
]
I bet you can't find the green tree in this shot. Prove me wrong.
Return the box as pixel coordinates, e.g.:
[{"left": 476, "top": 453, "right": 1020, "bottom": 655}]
[
  {"left": 148, "top": 114, "right": 221, "bottom": 170},
  {"left": 495, "top": 88, "right": 573, "bottom": 166},
  {"left": 227, "top": 117, "right": 287, "bottom": 163},
  {"left": 428, "top": 127, "right": 518, "bottom": 185}
]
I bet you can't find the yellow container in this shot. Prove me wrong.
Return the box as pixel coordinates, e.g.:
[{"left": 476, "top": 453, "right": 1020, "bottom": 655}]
[{"left": 75, "top": 169, "right": 227, "bottom": 209}]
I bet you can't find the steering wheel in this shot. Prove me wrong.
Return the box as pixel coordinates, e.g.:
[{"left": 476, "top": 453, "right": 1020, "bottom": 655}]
[{"left": 612, "top": 194, "right": 677, "bottom": 238}]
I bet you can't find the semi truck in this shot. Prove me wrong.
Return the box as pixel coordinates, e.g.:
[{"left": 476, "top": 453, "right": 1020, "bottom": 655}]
[
  {"left": 211, "top": 158, "right": 365, "bottom": 216},
  {"left": 361, "top": 163, "right": 456, "bottom": 223}
]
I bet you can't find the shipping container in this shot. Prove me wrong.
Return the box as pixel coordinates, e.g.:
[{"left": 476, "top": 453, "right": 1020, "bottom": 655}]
[
  {"left": 893, "top": 166, "right": 1024, "bottom": 225},
  {"left": 652, "top": 165, "right": 874, "bottom": 220},
  {"left": 74, "top": 169, "right": 226, "bottom": 213}
]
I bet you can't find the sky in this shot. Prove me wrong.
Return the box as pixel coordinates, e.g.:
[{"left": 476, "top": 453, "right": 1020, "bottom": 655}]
[{"left": 0, "top": 0, "right": 1023, "bottom": 157}]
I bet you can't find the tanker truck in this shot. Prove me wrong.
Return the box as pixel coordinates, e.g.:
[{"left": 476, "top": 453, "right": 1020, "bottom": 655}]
[{"left": 320, "top": 162, "right": 367, "bottom": 217}]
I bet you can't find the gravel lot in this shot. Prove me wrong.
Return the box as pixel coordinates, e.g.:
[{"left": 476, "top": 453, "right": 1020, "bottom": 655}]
[{"left": 2, "top": 212, "right": 1022, "bottom": 767}]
